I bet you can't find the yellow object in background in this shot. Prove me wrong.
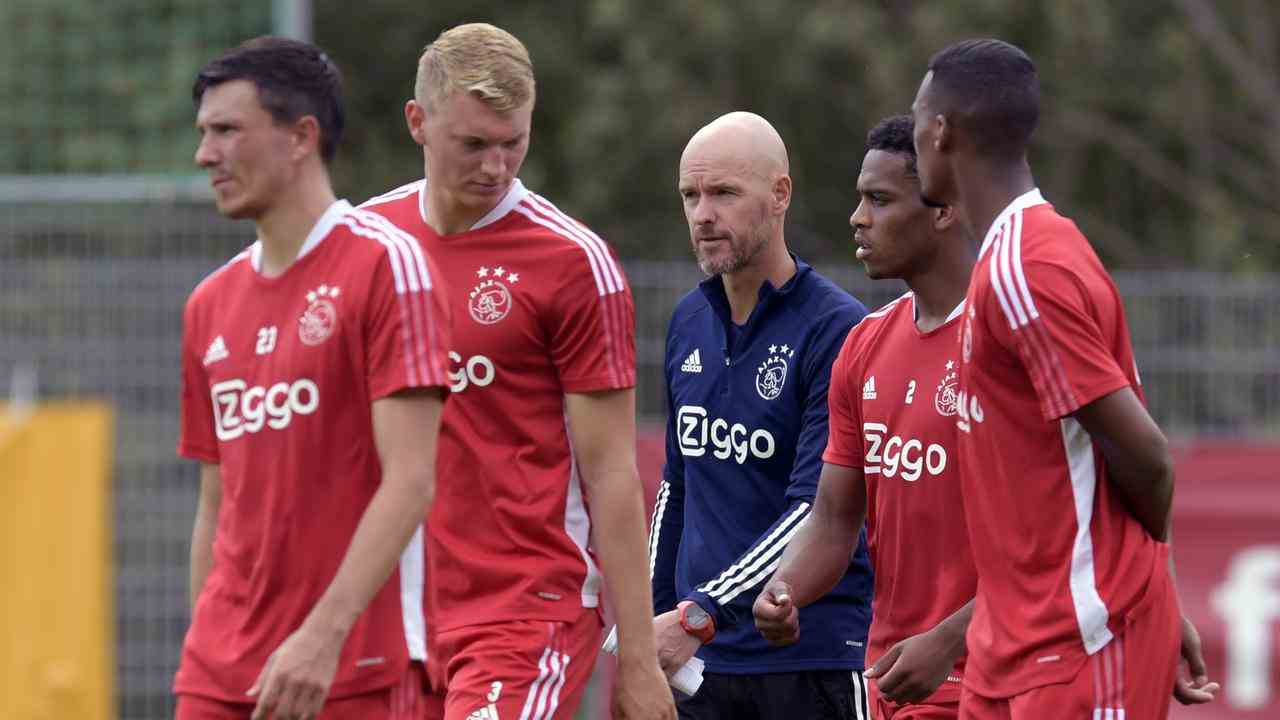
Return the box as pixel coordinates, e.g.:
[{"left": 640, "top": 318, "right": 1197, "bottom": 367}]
[{"left": 0, "top": 403, "right": 114, "bottom": 720}]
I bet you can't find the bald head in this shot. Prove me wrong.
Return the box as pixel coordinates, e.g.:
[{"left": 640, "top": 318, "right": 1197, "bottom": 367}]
[
  {"left": 678, "top": 112, "right": 793, "bottom": 277},
  {"left": 681, "top": 111, "right": 789, "bottom": 181}
]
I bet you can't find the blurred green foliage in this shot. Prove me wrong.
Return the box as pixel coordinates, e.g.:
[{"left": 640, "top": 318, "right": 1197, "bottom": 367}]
[
  {"left": 0, "top": 0, "right": 270, "bottom": 172},
  {"left": 318, "top": 0, "right": 1280, "bottom": 271},
  {"left": 4, "top": 1, "right": 1279, "bottom": 271}
]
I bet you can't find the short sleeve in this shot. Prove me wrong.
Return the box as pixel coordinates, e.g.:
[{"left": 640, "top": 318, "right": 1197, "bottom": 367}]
[
  {"left": 548, "top": 244, "right": 636, "bottom": 392},
  {"left": 177, "top": 300, "right": 219, "bottom": 463},
  {"left": 990, "top": 260, "right": 1130, "bottom": 421},
  {"left": 822, "top": 333, "right": 864, "bottom": 468},
  {"left": 364, "top": 248, "right": 453, "bottom": 400}
]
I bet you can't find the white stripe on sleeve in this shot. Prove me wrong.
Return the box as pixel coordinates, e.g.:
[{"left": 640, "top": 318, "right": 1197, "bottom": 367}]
[
  {"left": 696, "top": 502, "right": 811, "bottom": 603},
  {"left": 648, "top": 480, "right": 671, "bottom": 578}
]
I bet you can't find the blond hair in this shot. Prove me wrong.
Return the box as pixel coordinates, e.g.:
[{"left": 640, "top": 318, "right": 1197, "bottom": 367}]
[{"left": 415, "top": 23, "right": 535, "bottom": 113}]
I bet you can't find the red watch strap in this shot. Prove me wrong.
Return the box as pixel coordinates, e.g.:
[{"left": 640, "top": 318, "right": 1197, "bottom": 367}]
[{"left": 678, "top": 601, "right": 716, "bottom": 644}]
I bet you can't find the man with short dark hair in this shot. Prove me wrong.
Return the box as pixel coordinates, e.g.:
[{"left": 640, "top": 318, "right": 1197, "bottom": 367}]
[
  {"left": 754, "top": 114, "right": 978, "bottom": 720},
  {"left": 909, "top": 38, "right": 1218, "bottom": 718},
  {"left": 177, "top": 36, "right": 450, "bottom": 720}
]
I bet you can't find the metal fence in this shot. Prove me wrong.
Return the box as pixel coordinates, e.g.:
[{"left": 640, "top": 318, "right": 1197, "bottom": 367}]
[{"left": 2, "top": 194, "right": 1278, "bottom": 718}]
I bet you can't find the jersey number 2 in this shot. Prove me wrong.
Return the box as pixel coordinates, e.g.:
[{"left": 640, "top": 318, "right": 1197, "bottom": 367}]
[{"left": 905, "top": 380, "right": 917, "bottom": 404}]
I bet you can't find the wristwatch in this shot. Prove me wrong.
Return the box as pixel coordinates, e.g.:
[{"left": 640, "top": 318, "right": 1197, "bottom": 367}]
[{"left": 678, "top": 600, "right": 716, "bottom": 644}]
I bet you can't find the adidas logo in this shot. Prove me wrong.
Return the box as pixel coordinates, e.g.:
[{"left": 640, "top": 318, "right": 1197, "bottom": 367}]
[
  {"left": 862, "top": 376, "right": 877, "bottom": 400},
  {"left": 680, "top": 349, "right": 703, "bottom": 374},
  {"left": 465, "top": 704, "right": 501, "bottom": 720},
  {"left": 203, "top": 335, "right": 229, "bottom": 366}
]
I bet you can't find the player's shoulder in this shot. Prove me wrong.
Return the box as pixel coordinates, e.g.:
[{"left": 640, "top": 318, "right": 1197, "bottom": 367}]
[
  {"left": 335, "top": 205, "right": 440, "bottom": 283},
  {"left": 509, "top": 187, "right": 628, "bottom": 293},
  {"left": 1016, "top": 202, "right": 1091, "bottom": 260},
  {"left": 187, "top": 247, "right": 254, "bottom": 311},
  {"left": 1006, "top": 203, "right": 1119, "bottom": 296},
  {"left": 856, "top": 290, "right": 913, "bottom": 328},
  {"left": 510, "top": 188, "right": 610, "bottom": 250},
  {"left": 842, "top": 291, "right": 911, "bottom": 350},
  {"left": 357, "top": 178, "right": 424, "bottom": 214}
]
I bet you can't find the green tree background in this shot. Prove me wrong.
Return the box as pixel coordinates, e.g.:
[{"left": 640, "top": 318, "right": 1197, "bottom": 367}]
[
  {"left": 319, "top": 0, "right": 1280, "bottom": 272},
  {"left": 3, "top": 0, "right": 1278, "bottom": 271}
]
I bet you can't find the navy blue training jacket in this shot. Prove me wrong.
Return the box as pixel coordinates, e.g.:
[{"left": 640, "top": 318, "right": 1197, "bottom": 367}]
[{"left": 649, "top": 256, "right": 874, "bottom": 674}]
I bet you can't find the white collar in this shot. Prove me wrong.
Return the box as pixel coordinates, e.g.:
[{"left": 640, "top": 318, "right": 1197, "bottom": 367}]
[
  {"left": 251, "top": 199, "right": 351, "bottom": 272},
  {"left": 977, "top": 188, "right": 1045, "bottom": 259},
  {"left": 417, "top": 178, "right": 529, "bottom": 231}
]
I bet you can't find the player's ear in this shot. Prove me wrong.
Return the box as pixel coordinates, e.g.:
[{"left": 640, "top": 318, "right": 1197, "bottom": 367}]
[
  {"left": 933, "top": 202, "right": 957, "bottom": 232},
  {"left": 772, "top": 174, "right": 792, "bottom": 215},
  {"left": 405, "top": 99, "right": 427, "bottom": 145},
  {"left": 291, "top": 115, "right": 322, "bottom": 162},
  {"left": 934, "top": 113, "right": 952, "bottom": 153}
]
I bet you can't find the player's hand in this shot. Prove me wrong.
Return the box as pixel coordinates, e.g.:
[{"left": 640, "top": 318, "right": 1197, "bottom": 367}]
[
  {"left": 865, "top": 626, "right": 960, "bottom": 704},
  {"left": 753, "top": 580, "right": 799, "bottom": 646},
  {"left": 247, "top": 622, "right": 344, "bottom": 720},
  {"left": 1173, "top": 614, "right": 1219, "bottom": 704},
  {"left": 653, "top": 609, "right": 702, "bottom": 675},
  {"left": 613, "top": 654, "right": 677, "bottom": 720}
]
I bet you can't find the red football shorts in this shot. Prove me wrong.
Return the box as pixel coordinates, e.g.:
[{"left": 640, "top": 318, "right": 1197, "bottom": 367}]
[
  {"left": 424, "top": 611, "right": 603, "bottom": 720},
  {"left": 868, "top": 680, "right": 960, "bottom": 720},
  {"left": 958, "top": 571, "right": 1180, "bottom": 720},
  {"left": 175, "top": 661, "right": 429, "bottom": 719}
]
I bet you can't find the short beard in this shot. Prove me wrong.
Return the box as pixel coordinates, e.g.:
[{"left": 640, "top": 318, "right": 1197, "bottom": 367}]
[{"left": 696, "top": 226, "right": 771, "bottom": 277}]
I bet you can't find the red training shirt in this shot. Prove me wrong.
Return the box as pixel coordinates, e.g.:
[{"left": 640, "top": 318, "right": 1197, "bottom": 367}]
[
  {"left": 825, "top": 292, "right": 977, "bottom": 705},
  {"left": 955, "top": 189, "right": 1171, "bottom": 698},
  {"left": 176, "top": 200, "right": 452, "bottom": 701},
  {"left": 361, "top": 179, "right": 635, "bottom": 632}
]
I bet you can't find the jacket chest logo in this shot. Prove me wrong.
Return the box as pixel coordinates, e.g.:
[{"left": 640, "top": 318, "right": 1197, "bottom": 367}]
[
  {"left": 469, "top": 265, "right": 520, "bottom": 325},
  {"left": 756, "top": 343, "right": 794, "bottom": 401}
]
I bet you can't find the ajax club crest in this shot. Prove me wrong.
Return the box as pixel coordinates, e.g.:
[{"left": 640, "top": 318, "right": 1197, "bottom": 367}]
[
  {"left": 469, "top": 265, "right": 519, "bottom": 325},
  {"left": 935, "top": 360, "right": 959, "bottom": 417},
  {"left": 756, "top": 343, "right": 794, "bottom": 401},
  {"left": 299, "top": 285, "right": 340, "bottom": 346}
]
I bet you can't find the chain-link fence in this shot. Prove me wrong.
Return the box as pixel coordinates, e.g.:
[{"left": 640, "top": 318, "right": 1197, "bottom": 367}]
[
  {"left": 3, "top": 192, "right": 1280, "bottom": 717},
  {"left": 628, "top": 262, "right": 1280, "bottom": 437},
  {"left": 0, "top": 1, "right": 271, "bottom": 175}
]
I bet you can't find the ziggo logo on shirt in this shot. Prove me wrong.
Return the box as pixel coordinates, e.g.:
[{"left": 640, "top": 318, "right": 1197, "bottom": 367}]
[
  {"left": 448, "top": 352, "right": 496, "bottom": 393},
  {"left": 677, "top": 405, "right": 776, "bottom": 464},
  {"left": 211, "top": 378, "right": 319, "bottom": 440},
  {"left": 862, "top": 422, "right": 947, "bottom": 482}
]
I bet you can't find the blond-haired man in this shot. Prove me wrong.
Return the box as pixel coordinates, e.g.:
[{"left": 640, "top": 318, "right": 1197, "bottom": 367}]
[{"left": 361, "top": 23, "right": 675, "bottom": 720}]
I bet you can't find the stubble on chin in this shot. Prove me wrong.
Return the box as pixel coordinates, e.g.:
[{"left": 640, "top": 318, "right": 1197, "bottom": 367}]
[{"left": 694, "top": 235, "right": 767, "bottom": 277}]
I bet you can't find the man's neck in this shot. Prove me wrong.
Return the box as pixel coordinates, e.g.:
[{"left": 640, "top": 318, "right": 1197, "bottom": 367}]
[
  {"left": 954, "top": 157, "right": 1036, "bottom": 251},
  {"left": 255, "top": 173, "right": 337, "bottom": 278},
  {"left": 906, "top": 241, "right": 976, "bottom": 334},
  {"left": 721, "top": 242, "right": 796, "bottom": 325},
  {"left": 423, "top": 180, "right": 508, "bottom": 236}
]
